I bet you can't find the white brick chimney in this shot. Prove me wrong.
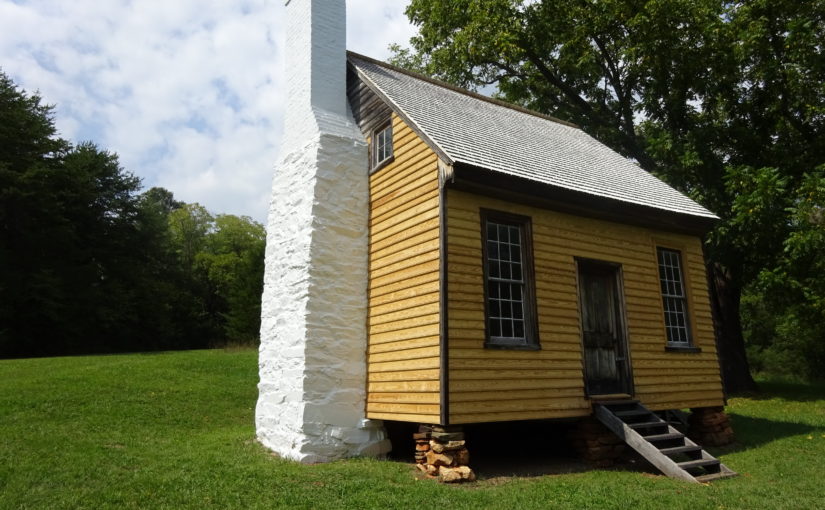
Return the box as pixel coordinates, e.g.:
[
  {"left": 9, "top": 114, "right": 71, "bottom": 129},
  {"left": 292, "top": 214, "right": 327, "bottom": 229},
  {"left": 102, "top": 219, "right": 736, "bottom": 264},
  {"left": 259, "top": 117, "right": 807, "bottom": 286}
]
[{"left": 256, "top": 0, "right": 390, "bottom": 463}]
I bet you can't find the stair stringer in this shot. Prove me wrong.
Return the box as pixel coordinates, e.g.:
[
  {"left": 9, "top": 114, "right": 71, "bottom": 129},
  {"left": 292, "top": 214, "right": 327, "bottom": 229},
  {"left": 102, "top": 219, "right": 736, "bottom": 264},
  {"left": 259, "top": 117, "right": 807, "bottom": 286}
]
[{"left": 594, "top": 403, "right": 736, "bottom": 483}]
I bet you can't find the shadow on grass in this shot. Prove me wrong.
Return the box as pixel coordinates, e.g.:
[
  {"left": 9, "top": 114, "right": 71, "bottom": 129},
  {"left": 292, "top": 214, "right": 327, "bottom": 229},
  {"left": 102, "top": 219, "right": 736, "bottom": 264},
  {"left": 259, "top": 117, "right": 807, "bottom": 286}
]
[{"left": 730, "top": 379, "right": 825, "bottom": 403}]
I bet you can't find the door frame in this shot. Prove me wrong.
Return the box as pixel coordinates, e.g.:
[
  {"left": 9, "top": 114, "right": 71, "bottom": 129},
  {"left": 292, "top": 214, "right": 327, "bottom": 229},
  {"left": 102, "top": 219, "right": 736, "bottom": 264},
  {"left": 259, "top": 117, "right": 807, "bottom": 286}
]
[{"left": 574, "top": 257, "right": 635, "bottom": 398}]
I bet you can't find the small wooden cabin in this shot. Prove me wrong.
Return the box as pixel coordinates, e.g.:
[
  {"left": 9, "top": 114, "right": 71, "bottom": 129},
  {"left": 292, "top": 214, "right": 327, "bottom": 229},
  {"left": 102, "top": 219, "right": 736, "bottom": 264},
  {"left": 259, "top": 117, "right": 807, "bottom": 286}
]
[{"left": 346, "top": 52, "right": 726, "bottom": 429}]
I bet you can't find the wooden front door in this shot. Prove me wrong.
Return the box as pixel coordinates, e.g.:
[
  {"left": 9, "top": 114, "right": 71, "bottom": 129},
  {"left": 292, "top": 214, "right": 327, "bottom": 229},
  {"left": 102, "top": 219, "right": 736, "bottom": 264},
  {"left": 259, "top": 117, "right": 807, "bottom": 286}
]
[{"left": 577, "top": 260, "right": 631, "bottom": 396}]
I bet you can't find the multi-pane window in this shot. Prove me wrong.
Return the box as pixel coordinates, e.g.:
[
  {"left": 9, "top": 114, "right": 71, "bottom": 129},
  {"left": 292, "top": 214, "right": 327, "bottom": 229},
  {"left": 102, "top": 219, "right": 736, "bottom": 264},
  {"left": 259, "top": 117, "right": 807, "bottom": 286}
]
[
  {"left": 483, "top": 213, "right": 537, "bottom": 348},
  {"left": 657, "top": 248, "right": 692, "bottom": 346},
  {"left": 372, "top": 123, "right": 393, "bottom": 168}
]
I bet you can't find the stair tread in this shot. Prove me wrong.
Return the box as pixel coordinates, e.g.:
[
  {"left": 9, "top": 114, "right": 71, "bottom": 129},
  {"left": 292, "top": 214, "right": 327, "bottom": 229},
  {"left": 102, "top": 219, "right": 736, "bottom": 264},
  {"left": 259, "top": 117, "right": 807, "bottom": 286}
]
[
  {"left": 644, "top": 432, "right": 684, "bottom": 442},
  {"left": 678, "top": 458, "right": 721, "bottom": 470},
  {"left": 614, "top": 409, "right": 651, "bottom": 417},
  {"left": 659, "top": 445, "right": 703, "bottom": 455},
  {"left": 695, "top": 471, "right": 737, "bottom": 483},
  {"left": 628, "top": 420, "right": 667, "bottom": 429},
  {"left": 596, "top": 399, "right": 639, "bottom": 407}
]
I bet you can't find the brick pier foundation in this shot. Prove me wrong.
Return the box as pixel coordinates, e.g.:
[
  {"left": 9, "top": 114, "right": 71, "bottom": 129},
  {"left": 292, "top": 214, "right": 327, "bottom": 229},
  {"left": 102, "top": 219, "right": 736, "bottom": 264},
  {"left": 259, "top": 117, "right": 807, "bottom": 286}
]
[{"left": 688, "top": 406, "right": 734, "bottom": 446}]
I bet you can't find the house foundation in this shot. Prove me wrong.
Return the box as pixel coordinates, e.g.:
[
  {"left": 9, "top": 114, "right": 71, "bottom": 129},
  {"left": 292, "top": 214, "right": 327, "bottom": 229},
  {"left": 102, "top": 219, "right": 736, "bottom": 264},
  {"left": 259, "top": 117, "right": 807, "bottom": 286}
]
[
  {"left": 688, "top": 406, "right": 734, "bottom": 446},
  {"left": 414, "top": 425, "right": 476, "bottom": 483},
  {"left": 568, "top": 417, "right": 626, "bottom": 467}
]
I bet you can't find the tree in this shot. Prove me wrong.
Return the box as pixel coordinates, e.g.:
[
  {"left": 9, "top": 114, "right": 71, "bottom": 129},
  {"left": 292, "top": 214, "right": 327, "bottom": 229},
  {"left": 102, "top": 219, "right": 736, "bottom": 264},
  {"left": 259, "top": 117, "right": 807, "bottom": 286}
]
[
  {"left": 1, "top": 72, "right": 266, "bottom": 357},
  {"left": 0, "top": 71, "right": 69, "bottom": 355},
  {"left": 393, "top": 0, "right": 825, "bottom": 389},
  {"left": 0, "top": 69, "right": 153, "bottom": 356},
  {"left": 197, "top": 215, "right": 265, "bottom": 344}
]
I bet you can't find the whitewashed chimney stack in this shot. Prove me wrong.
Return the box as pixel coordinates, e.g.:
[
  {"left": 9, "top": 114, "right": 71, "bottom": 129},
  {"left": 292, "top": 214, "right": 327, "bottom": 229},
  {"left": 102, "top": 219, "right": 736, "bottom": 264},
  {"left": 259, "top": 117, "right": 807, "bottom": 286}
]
[{"left": 256, "top": 0, "right": 390, "bottom": 463}]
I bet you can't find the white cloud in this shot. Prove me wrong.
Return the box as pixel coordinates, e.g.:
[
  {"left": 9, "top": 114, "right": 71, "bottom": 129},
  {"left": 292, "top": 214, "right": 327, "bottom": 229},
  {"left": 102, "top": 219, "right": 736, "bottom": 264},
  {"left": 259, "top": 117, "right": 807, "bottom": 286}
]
[{"left": 0, "top": 0, "right": 417, "bottom": 221}]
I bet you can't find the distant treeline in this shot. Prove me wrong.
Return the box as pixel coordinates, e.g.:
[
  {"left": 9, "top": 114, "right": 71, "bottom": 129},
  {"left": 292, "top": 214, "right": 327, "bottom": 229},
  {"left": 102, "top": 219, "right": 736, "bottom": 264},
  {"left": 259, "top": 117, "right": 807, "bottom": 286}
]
[{"left": 0, "top": 71, "right": 264, "bottom": 358}]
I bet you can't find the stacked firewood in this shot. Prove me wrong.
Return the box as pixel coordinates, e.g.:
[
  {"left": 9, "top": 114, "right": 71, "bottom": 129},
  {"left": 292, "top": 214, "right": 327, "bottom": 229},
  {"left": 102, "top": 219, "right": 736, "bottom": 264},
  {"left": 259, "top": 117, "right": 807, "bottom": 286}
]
[
  {"left": 688, "top": 406, "right": 734, "bottom": 446},
  {"left": 568, "top": 417, "right": 625, "bottom": 467},
  {"left": 414, "top": 426, "right": 476, "bottom": 483}
]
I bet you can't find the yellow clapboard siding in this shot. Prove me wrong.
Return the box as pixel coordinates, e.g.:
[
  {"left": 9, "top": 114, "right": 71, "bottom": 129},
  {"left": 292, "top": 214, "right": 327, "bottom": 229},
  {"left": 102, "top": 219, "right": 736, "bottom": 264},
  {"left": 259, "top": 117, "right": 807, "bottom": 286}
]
[
  {"left": 446, "top": 189, "right": 724, "bottom": 420},
  {"left": 370, "top": 324, "right": 440, "bottom": 345},
  {"left": 449, "top": 348, "right": 583, "bottom": 361},
  {"left": 448, "top": 300, "right": 484, "bottom": 312},
  {"left": 371, "top": 240, "right": 440, "bottom": 275},
  {"left": 369, "top": 346, "right": 440, "bottom": 363},
  {"left": 450, "top": 397, "right": 588, "bottom": 414},
  {"left": 369, "top": 313, "right": 439, "bottom": 336},
  {"left": 371, "top": 188, "right": 439, "bottom": 228},
  {"left": 447, "top": 262, "right": 483, "bottom": 277},
  {"left": 366, "top": 113, "right": 441, "bottom": 422},
  {"left": 370, "top": 248, "right": 439, "bottom": 281},
  {"left": 367, "top": 412, "right": 441, "bottom": 423},
  {"left": 370, "top": 218, "right": 440, "bottom": 261},
  {"left": 371, "top": 169, "right": 439, "bottom": 211},
  {"left": 370, "top": 157, "right": 437, "bottom": 199},
  {"left": 448, "top": 273, "right": 485, "bottom": 286},
  {"left": 451, "top": 378, "right": 583, "bottom": 392},
  {"left": 370, "top": 205, "right": 440, "bottom": 246},
  {"left": 450, "top": 358, "right": 583, "bottom": 370},
  {"left": 450, "top": 368, "right": 584, "bottom": 380},
  {"left": 635, "top": 382, "right": 722, "bottom": 394},
  {"left": 369, "top": 259, "right": 440, "bottom": 291},
  {"left": 636, "top": 390, "right": 724, "bottom": 405},
  {"left": 369, "top": 140, "right": 434, "bottom": 189},
  {"left": 451, "top": 388, "right": 584, "bottom": 403},
  {"left": 535, "top": 228, "right": 658, "bottom": 260},
  {"left": 633, "top": 358, "right": 722, "bottom": 369},
  {"left": 368, "top": 392, "right": 441, "bottom": 404},
  {"left": 370, "top": 195, "right": 440, "bottom": 236},
  {"left": 368, "top": 368, "right": 440, "bottom": 382},
  {"left": 449, "top": 339, "right": 582, "bottom": 352},
  {"left": 368, "top": 380, "right": 440, "bottom": 393},
  {"left": 370, "top": 356, "right": 440, "bottom": 374},
  {"left": 448, "top": 309, "right": 484, "bottom": 321},
  {"left": 369, "top": 336, "right": 440, "bottom": 355},
  {"left": 370, "top": 302, "right": 440, "bottom": 328},
  {"left": 366, "top": 402, "right": 441, "bottom": 415},
  {"left": 370, "top": 279, "right": 440, "bottom": 308},
  {"left": 450, "top": 408, "right": 590, "bottom": 424},
  {"left": 369, "top": 291, "right": 440, "bottom": 319}
]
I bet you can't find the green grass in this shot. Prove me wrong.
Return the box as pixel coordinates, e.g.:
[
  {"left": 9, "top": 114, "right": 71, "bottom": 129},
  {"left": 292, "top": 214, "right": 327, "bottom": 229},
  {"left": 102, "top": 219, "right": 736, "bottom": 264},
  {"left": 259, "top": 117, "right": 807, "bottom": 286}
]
[{"left": 1, "top": 350, "right": 823, "bottom": 509}]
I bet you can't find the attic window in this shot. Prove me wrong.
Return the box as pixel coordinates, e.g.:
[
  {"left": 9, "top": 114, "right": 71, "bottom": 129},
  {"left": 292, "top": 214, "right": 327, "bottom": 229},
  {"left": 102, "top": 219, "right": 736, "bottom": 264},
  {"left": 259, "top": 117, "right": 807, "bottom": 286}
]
[
  {"left": 657, "top": 248, "right": 692, "bottom": 346},
  {"left": 482, "top": 210, "right": 539, "bottom": 350},
  {"left": 372, "top": 122, "right": 393, "bottom": 169}
]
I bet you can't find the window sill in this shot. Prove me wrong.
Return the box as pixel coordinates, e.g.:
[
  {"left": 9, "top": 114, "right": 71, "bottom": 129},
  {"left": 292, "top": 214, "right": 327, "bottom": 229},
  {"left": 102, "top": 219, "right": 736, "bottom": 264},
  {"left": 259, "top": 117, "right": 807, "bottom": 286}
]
[
  {"left": 665, "top": 345, "right": 702, "bottom": 354},
  {"left": 369, "top": 155, "right": 394, "bottom": 175},
  {"left": 484, "top": 342, "right": 541, "bottom": 351}
]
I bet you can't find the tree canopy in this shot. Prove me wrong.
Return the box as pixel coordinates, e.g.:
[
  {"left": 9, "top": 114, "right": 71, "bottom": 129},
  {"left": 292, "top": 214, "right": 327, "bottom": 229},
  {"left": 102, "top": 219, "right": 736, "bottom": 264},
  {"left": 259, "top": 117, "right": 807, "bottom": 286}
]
[
  {"left": 393, "top": 0, "right": 825, "bottom": 385},
  {"left": 0, "top": 71, "right": 264, "bottom": 358}
]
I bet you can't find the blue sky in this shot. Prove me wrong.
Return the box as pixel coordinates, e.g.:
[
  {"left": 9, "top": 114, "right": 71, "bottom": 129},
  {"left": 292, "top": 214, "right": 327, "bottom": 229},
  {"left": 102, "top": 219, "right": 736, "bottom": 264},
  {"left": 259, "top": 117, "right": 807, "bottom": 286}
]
[{"left": 0, "top": 0, "right": 417, "bottom": 221}]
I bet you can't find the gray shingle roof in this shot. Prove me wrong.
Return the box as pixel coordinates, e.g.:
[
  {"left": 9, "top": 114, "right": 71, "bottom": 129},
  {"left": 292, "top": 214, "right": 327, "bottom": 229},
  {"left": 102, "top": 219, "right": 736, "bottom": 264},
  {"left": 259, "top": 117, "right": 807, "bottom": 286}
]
[{"left": 348, "top": 53, "right": 717, "bottom": 220}]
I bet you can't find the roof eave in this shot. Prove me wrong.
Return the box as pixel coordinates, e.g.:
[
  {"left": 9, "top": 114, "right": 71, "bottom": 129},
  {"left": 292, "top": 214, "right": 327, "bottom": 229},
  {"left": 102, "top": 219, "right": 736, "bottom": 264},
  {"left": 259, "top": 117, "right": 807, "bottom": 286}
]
[{"left": 448, "top": 162, "right": 719, "bottom": 237}]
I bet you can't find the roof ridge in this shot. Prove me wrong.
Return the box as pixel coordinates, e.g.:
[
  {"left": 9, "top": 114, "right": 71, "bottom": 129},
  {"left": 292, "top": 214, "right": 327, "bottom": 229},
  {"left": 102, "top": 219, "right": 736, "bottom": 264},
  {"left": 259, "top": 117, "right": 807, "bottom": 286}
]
[{"left": 346, "top": 50, "right": 579, "bottom": 130}]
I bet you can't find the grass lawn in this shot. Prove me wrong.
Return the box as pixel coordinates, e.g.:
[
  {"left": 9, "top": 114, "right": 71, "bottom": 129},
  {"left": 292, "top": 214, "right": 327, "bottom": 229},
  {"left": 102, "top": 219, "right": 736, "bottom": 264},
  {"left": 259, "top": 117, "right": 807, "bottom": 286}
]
[{"left": 1, "top": 349, "right": 823, "bottom": 510}]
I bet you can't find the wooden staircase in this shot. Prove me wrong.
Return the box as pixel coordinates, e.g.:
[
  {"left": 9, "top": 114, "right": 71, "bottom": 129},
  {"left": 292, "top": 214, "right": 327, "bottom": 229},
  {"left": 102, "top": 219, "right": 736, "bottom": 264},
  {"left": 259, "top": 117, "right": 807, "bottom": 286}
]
[{"left": 593, "top": 399, "right": 737, "bottom": 483}]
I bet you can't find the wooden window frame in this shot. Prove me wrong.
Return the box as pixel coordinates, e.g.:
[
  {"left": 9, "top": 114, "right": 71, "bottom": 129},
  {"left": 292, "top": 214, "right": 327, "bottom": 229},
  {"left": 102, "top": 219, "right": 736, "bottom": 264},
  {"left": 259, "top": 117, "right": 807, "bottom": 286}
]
[
  {"left": 371, "top": 121, "right": 394, "bottom": 172},
  {"left": 656, "top": 246, "right": 699, "bottom": 352},
  {"left": 480, "top": 209, "right": 540, "bottom": 350}
]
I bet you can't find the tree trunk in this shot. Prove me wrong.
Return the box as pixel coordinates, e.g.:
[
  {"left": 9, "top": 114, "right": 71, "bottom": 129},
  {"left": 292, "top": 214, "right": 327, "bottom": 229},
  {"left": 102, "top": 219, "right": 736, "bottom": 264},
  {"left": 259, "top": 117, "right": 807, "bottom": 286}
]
[{"left": 708, "top": 262, "right": 758, "bottom": 394}]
